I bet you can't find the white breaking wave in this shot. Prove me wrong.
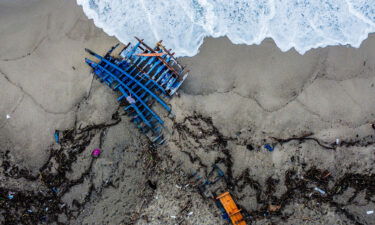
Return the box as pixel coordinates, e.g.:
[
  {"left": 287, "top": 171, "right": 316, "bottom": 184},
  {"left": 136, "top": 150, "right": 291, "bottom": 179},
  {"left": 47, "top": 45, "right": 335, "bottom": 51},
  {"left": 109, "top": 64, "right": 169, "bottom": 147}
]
[{"left": 77, "top": 0, "right": 375, "bottom": 57}]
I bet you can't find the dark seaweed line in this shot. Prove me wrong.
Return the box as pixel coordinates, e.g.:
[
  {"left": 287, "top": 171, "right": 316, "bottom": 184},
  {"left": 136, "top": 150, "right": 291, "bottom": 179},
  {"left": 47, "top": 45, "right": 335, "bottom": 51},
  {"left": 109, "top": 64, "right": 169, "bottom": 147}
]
[{"left": 0, "top": 111, "right": 121, "bottom": 225}]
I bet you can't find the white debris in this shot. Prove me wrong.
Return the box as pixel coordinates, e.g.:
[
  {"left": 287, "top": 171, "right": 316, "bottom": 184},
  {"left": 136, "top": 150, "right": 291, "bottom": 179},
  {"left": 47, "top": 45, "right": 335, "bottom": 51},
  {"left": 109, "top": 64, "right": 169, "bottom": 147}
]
[
  {"left": 336, "top": 138, "right": 340, "bottom": 145},
  {"left": 6, "top": 114, "right": 10, "bottom": 119},
  {"left": 170, "top": 215, "right": 176, "bottom": 219},
  {"left": 367, "top": 210, "right": 374, "bottom": 215},
  {"left": 187, "top": 211, "right": 193, "bottom": 216},
  {"left": 175, "top": 184, "right": 182, "bottom": 189},
  {"left": 314, "top": 187, "right": 326, "bottom": 195}
]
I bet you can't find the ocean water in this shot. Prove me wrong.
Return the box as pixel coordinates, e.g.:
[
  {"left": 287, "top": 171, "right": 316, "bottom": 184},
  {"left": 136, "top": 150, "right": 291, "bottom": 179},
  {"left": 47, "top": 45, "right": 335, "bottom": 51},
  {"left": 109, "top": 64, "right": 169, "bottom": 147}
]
[{"left": 77, "top": 0, "right": 375, "bottom": 57}]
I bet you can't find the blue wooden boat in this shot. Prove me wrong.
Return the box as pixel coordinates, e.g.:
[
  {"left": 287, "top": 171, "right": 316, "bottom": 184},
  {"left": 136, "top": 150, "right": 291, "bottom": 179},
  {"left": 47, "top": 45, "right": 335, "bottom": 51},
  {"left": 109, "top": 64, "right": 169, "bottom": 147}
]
[{"left": 84, "top": 37, "right": 189, "bottom": 144}]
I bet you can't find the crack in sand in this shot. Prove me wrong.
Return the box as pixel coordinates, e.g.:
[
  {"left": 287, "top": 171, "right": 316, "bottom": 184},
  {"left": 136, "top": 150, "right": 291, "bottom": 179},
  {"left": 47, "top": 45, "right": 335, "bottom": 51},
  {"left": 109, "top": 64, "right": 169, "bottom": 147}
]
[
  {"left": 216, "top": 68, "right": 323, "bottom": 113},
  {"left": 0, "top": 94, "right": 25, "bottom": 129},
  {"left": 319, "top": 64, "right": 374, "bottom": 82},
  {"left": 295, "top": 99, "right": 328, "bottom": 122},
  {"left": 0, "top": 111, "right": 123, "bottom": 224},
  {"left": 0, "top": 68, "right": 93, "bottom": 115},
  {"left": 336, "top": 81, "right": 362, "bottom": 108},
  {"left": 0, "top": 36, "right": 47, "bottom": 62}
]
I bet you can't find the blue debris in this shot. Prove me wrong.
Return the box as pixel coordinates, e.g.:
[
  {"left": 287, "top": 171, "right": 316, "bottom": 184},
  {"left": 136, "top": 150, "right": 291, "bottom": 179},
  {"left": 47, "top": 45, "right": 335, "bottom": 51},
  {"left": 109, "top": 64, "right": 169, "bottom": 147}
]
[
  {"left": 7, "top": 193, "right": 14, "bottom": 200},
  {"left": 51, "top": 187, "right": 59, "bottom": 193},
  {"left": 85, "top": 38, "right": 189, "bottom": 144},
  {"left": 54, "top": 130, "right": 59, "bottom": 144},
  {"left": 264, "top": 144, "right": 274, "bottom": 152},
  {"left": 215, "top": 200, "right": 230, "bottom": 222}
]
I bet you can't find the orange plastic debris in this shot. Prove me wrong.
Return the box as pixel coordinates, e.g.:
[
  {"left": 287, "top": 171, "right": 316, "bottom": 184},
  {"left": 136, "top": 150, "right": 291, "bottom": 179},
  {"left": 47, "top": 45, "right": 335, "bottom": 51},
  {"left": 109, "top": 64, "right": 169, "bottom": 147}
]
[
  {"left": 135, "top": 52, "right": 165, "bottom": 57},
  {"left": 216, "top": 192, "right": 247, "bottom": 225}
]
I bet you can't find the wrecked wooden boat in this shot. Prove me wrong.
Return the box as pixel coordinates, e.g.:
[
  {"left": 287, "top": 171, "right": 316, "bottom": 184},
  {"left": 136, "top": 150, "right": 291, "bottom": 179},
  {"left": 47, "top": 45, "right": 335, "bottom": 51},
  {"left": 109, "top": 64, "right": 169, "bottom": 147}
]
[{"left": 84, "top": 37, "right": 189, "bottom": 144}]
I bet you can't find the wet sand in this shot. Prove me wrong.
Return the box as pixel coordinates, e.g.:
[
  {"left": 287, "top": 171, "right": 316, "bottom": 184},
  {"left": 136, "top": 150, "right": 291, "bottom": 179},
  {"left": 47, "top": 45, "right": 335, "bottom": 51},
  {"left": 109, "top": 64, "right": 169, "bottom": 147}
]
[{"left": 0, "top": 0, "right": 374, "bottom": 224}]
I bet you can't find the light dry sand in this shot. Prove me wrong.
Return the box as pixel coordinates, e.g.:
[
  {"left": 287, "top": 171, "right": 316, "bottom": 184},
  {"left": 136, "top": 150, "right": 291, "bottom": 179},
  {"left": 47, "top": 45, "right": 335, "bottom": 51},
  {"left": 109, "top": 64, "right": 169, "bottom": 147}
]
[{"left": 0, "top": 0, "right": 374, "bottom": 225}]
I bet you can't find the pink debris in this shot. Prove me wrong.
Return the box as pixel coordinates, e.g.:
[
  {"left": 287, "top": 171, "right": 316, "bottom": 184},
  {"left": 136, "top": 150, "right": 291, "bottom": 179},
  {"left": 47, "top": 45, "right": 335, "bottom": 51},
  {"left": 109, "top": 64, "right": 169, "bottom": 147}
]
[{"left": 92, "top": 149, "right": 101, "bottom": 157}]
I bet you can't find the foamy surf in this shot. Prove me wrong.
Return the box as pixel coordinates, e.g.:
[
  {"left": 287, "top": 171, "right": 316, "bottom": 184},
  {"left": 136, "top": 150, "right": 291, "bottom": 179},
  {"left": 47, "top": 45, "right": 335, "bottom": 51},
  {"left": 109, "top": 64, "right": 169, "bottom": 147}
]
[{"left": 77, "top": 0, "right": 375, "bottom": 57}]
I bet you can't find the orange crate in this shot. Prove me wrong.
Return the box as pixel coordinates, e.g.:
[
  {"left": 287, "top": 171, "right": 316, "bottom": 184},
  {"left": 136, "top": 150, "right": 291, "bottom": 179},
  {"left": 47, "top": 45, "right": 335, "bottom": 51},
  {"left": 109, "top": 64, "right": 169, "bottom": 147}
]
[{"left": 216, "top": 192, "right": 247, "bottom": 225}]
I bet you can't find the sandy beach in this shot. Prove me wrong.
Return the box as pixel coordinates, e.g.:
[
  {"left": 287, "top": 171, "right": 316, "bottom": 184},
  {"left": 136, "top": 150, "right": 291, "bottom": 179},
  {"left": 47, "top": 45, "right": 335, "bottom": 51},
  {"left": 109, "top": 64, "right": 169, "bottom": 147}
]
[{"left": 1, "top": 0, "right": 375, "bottom": 224}]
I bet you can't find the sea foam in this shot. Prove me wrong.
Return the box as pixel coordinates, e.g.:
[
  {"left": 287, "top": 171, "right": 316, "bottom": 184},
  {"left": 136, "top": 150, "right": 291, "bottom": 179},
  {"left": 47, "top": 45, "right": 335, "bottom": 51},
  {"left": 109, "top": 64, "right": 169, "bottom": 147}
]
[{"left": 77, "top": 0, "right": 375, "bottom": 57}]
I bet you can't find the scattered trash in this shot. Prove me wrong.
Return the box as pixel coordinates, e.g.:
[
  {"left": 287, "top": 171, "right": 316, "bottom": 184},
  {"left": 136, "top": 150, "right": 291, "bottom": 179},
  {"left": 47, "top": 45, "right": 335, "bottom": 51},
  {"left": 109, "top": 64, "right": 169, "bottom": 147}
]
[
  {"left": 216, "top": 192, "right": 247, "bottom": 225},
  {"left": 175, "top": 184, "right": 182, "bottom": 189},
  {"left": 45, "top": 207, "right": 49, "bottom": 212},
  {"left": 367, "top": 210, "right": 374, "bottom": 215},
  {"left": 314, "top": 187, "right": 326, "bottom": 195},
  {"left": 193, "top": 164, "right": 225, "bottom": 198},
  {"left": 335, "top": 138, "right": 340, "bottom": 145},
  {"left": 6, "top": 114, "right": 10, "bottom": 119},
  {"left": 170, "top": 215, "right": 176, "bottom": 219},
  {"left": 187, "top": 211, "right": 194, "bottom": 216},
  {"left": 54, "top": 130, "right": 59, "bottom": 144},
  {"left": 264, "top": 144, "right": 274, "bottom": 152},
  {"left": 51, "top": 187, "right": 59, "bottom": 193},
  {"left": 27, "top": 209, "right": 33, "bottom": 213},
  {"left": 7, "top": 192, "right": 15, "bottom": 199},
  {"left": 91, "top": 148, "right": 101, "bottom": 157},
  {"left": 268, "top": 205, "right": 281, "bottom": 212}
]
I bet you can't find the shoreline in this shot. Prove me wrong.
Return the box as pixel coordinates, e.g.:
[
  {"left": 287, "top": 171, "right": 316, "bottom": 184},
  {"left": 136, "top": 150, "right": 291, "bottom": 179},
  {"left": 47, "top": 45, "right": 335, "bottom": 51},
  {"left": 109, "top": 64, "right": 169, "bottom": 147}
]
[{"left": 0, "top": 0, "right": 375, "bottom": 224}]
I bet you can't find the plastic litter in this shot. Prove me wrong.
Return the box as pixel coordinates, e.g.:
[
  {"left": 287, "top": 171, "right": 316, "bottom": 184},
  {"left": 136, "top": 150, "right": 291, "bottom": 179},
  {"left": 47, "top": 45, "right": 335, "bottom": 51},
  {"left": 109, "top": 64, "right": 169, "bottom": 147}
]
[
  {"left": 54, "top": 131, "right": 59, "bottom": 144},
  {"left": 27, "top": 209, "right": 33, "bottom": 213},
  {"left": 92, "top": 148, "right": 101, "bottom": 157},
  {"left": 52, "top": 187, "right": 59, "bottom": 193},
  {"left": 170, "top": 215, "right": 176, "bottom": 219},
  {"left": 264, "top": 144, "right": 274, "bottom": 152},
  {"left": 314, "top": 187, "right": 326, "bottom": 195},
  {"left": 367, "top": 210, "right": 374, "bottom": 215},
  {"left": 6, "top": 114, "right": 10, "bottom": 119},
  {"left": 187, "top": 211, "right": 193, "bottom": 216},
  {"left": 336, "top": 138, "right": 340, "bottom": 145},
  {"left": 7, "top": 192, "right": 15, "bottom": 199}
]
